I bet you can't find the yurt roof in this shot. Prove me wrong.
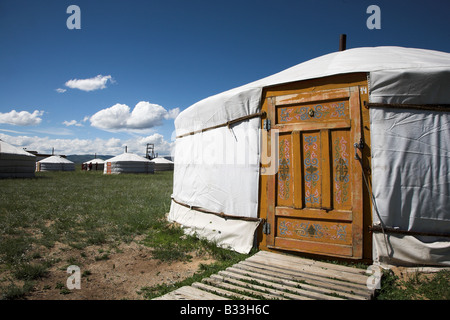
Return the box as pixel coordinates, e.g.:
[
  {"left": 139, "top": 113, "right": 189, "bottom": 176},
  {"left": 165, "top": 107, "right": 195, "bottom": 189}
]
[
  {"left": 105, "top": 152, "right": 151, "bottom": 162},
  {"left": 175, "top": 46, "right": 450, "bottom": 136},
  {"left": 83, "top": 158, "right": 105, "bottom": 164},
  {"left": 150, "top": 157, "right": 174, "bottom": 164},
  {"left": 38, "top": 155, "right": 74, "bottom": 163},
  {"left": 0, "top": 140, "right": 36, "bottom": 158}
]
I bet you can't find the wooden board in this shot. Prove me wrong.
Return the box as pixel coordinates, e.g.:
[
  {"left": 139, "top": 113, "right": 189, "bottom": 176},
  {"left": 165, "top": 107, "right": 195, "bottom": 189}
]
[
  {"left": 154, "top": 251, "right": 375, "bottom": 300},
  {"left": 152, "top": 285, "right": 228, "bottom": 300}
]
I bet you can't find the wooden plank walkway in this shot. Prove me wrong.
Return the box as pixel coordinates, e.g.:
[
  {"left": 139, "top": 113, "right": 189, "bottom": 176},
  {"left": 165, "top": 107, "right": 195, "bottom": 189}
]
[{"left": 154, "top": 251, "right": 375, "bottom": 300}]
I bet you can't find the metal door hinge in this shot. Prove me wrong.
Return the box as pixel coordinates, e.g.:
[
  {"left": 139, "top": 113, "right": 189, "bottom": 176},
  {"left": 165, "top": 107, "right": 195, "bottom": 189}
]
[
  {"left": 354, "top": 138, "right": 364, "bottom": 160},
  {"left": 263, "top": 119, "right": 271, "bottom": 131},
  {"left": 263, "top": 221, "right": 271, "bottom": 234}
]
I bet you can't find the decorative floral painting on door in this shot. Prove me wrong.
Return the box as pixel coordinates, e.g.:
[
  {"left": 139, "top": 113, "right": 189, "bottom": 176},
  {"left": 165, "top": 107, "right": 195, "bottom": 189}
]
[
  {"left": 303, "top": 132, "right": 321, "bottom": 207},
  {"left": 332, "top": 131, "right": 352, "bottom": 210},
  {"left": 277, "top": 135, "right": 291, "bottom": 206}
]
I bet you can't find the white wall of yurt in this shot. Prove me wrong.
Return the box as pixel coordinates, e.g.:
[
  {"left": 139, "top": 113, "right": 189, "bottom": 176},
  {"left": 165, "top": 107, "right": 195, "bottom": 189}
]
[
  {"left": 37, "top": 155, "right": 75, "bottom": 172},
  {"left": 150, "top": 157, "right": 174, "bottom": 171},
  {"left": 103, "top": 152, "right": 154, "bottom": 174},
  {"left": 0, "top": 140, "right": 36, "bottom": 178}
]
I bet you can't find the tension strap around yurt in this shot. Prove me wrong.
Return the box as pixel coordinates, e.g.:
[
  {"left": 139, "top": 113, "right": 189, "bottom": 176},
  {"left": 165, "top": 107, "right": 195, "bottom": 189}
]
[
  {"left": 369, "top": 225, "right": 450, "bottom": 238},
  {"left": 365, "top": 102, "right": 450, "bottom": 112},
  {"left": 176, "top": 111, "right": 266, "bottom": 139},
  {"left": 171, "top": 198, "right": 262, "bottom": 222}
]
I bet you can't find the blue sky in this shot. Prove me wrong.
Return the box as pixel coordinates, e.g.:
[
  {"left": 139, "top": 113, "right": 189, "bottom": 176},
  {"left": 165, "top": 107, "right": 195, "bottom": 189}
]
[{"left": 1, "top": 0, "right": 449, "bottom": 156}]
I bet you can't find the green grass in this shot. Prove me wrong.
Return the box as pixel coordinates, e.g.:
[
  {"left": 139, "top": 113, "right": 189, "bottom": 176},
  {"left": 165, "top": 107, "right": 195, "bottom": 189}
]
[
  {"left": 1, "top": 168, "right": 448, "bottom": 300},
  {"left": 0, "top": 168, "right": 174, "bottom": 299},
  {"left": 376, "top": 269, "right": 450, "bottom": 300},
  {"left": 0, "top": 168, "right": 253, "bottom": 300},
  {"left": 138, "top": 245, "right": 254, "bottom": 300},
  {"left": 138, "top": 219, "right": 253, "bottom": 299},
  {"left": 0, "top": 169, "right": 173, "bottom": 260}
]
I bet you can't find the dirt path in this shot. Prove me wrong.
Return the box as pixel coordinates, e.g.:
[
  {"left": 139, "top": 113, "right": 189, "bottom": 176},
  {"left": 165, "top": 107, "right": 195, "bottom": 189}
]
[{"left": 22, "top": 238, "right": 215, "bottom": 300}]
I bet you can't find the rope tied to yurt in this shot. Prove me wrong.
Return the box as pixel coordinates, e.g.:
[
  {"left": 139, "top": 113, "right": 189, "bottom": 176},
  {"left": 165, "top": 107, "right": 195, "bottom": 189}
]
[
  {"left": 171, "top": 198, "right": 262, "bottom": 223},
  {"left": 176, "top": 111, "right": 266, "bottom": 139},
  {"left": 354, "top": 142, "right": 392, "bottom": 258}
]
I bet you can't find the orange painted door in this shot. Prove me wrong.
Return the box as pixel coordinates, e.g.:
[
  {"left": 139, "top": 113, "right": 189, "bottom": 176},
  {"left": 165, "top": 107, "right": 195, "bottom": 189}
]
[{"left": 265, "top": 86, "right": 364, "bottom": 258}]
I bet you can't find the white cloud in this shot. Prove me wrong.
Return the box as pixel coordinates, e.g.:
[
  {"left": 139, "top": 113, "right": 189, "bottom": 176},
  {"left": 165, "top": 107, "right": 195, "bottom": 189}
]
[
  {"left": 90, "top": 103, "right": 130, "bottom": 130},
  {"left": 65, "top": 75, "right": 113, "bottom": 92},
  {"left": 0, "top": 132, "right": 174, "bottom": 157},
  {"left": 165, "top": 108, "right": 181, "bottom": 120},
  {"left": 0, "top": 110, "right": 44, "bottom": 126},
  {"left": 0, "top": 128, "right": 27, "bottom": 134},
  {"left": 134, "top": 133, "right": 174, "bottom": 156},
  {"left": 55, "top": 88, "right": 67, "bottom": 93},
  {"left": 63, "top": 120, "right": 83, "bottom": 127},
  {"left": 89, "top": 101, "right": 179, "bottom": 131},
  {"left": 29, "top": 127, "right": 74, "bottom": 136}
]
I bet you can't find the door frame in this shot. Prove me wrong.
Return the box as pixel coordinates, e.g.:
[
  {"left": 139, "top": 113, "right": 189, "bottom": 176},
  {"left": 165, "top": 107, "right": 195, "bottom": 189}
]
[{"left": 263, "top": 85, "right": 365, "bottom": 259}]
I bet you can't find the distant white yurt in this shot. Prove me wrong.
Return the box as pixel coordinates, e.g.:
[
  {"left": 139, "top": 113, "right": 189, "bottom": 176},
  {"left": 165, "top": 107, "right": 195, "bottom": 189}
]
[
  {"left": 37, "top": 155, "right": 75, "bottom": 172},
  {"left": 0, "top": 140, "right": 36, "bottom": 178},
  {"left": 151, "top": 157, "right": 174, "bottom": 171},
  {"left": 83, "top": 158, "right": 105, "bottom": 171},
  {"left": 103, "top": 152, "right": 154, "bottom": 174}
]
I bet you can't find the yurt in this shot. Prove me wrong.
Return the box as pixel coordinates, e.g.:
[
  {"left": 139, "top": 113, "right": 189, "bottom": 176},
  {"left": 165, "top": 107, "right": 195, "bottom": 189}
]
[
  {"left": 103, "top": 152, "right": 154, "bottom": 174},
  {"left": 37, "top": 155, "right": 75, "bottom": 172},
  {"left": 0, "top": 140, "right": 36, "bottom": 178},
  {"left": 168, "top": 46, "right": 450, "bottom": 267},
  {"left": 151, "top": 157, "right": 174, "bottom": 171},
  {"left": 83, "top": 158, "right": 105, "bottom": 171}
]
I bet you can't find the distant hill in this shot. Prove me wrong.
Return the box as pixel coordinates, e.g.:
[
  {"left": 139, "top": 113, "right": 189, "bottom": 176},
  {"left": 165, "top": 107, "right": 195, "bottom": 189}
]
[{"left": 66, "top": 155, "right": 114, "bottom": 164}]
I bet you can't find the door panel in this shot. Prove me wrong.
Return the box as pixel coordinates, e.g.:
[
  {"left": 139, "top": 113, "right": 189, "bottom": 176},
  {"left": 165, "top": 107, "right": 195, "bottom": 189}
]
[
  {"left": 277, "top": 133, "right": 293, "bottom": 207},
  {"left": 266, "top": 87, "right": 363, "bottom": 258},
  {"left": 331, "top": 129, "right": 352, "bottom": 211}
]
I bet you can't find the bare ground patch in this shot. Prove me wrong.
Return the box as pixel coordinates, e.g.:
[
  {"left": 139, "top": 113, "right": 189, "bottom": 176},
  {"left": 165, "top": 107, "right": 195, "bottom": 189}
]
[{"left": 5, "top": 237, "right": 216, "bottom": 300}]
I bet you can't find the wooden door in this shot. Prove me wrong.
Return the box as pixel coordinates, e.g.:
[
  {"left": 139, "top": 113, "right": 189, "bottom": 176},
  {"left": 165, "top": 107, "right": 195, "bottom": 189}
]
[{"left": 265, "top": 86, "right": 364, "bottom": 258}]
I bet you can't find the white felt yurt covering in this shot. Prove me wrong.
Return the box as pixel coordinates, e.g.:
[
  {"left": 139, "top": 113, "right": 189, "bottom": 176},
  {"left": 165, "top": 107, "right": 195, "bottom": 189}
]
[
  {"left": 84, "top": 158, "right": 105, "bottom": 170},
  {"left": 151, "top": 157, "right": 174, "bottom": 171},
  {"left": 0, "top": 140, "right": 36, "bottom": 178},
  {"left": 103, "top": 152, "right": 154, "bottom": 174},
  {"left": 37, "top": 155, "right": 75, "bottom": 172},
  {"left": 169, "top": 46, "right": 450, "bottom": 265}
]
